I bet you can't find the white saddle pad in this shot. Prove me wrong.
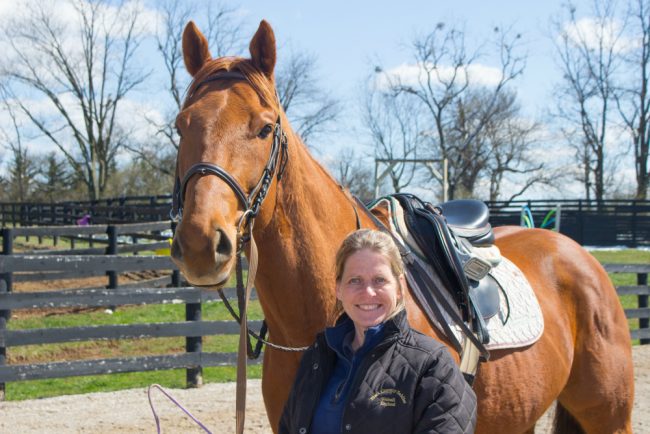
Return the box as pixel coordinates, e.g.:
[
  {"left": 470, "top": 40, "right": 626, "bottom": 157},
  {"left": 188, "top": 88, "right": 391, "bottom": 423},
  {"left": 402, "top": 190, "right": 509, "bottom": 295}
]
[{"left": 455, "top": 257, "right": 544, "bottom": 351}]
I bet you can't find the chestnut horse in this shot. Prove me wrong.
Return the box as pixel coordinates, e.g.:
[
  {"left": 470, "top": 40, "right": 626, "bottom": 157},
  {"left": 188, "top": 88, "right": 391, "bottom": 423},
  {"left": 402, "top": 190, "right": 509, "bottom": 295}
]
[{"left": 171, "top": 20, "right": 634, "bottom": 434}]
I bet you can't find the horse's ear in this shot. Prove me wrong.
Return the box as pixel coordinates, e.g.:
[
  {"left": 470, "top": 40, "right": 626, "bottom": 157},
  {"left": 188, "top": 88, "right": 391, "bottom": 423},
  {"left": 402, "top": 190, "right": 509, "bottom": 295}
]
[
  {"left": 183, "top": 21, "right": 212, "bottom": 77},
  {"left": 249, "top": 20, "right": 276, "bottom": 79}
]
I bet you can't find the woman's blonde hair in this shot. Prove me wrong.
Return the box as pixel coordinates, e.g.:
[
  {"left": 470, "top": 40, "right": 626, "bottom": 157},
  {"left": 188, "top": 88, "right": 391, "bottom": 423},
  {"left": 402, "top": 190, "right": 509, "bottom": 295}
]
[{"left": 331, "top": 229, "right": 406, "bottom": 324}]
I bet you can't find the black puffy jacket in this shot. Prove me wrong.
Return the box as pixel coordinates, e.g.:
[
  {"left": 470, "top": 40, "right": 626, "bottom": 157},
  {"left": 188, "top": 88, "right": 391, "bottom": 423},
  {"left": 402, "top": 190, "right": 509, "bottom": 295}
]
[{"left": 279, "top": 311, "right": 477, "bottom": 434}]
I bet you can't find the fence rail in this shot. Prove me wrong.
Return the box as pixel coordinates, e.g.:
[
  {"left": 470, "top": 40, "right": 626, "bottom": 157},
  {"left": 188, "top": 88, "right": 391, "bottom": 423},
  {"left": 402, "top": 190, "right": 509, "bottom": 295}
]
[{"left": 0, "top": 285, "right": 260, "bottom": 385}]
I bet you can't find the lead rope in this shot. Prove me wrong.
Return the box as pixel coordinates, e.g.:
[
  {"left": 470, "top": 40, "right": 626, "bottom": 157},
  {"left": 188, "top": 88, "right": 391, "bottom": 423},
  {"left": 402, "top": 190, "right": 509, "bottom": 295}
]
[
  {"left": 236, "top": 222, "right": 258, "bottom": 434},
  {"left": 148, "top": 384, "right": 212, "bottom": 434}
]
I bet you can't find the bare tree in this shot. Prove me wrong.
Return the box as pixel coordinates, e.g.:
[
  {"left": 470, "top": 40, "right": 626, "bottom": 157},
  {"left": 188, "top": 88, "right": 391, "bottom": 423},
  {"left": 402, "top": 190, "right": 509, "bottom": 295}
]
[
  {"left": 551, "top": 0, "right": 624, "bottom": 201},
  {"left": 130, "top": 0, "right": 247, "bottom": 178},
  {"left": 616, "top": 0, "right": 650, "bottom": 199},
  {"left": 105, "top": 158, "right": 172, "bottom": 197},
  {"left": 332, "top": 147, "right": 374, "bottom": 204},
  {"left": 480, "top": 92, "right": 554, "bottom": 202},
  {"left": 0, "top": 89, "right": 39, "bottom": 201},
  {"left": 275, "top": 50, "right": 340, "bottom": 144},
  {"left": 0, "top": 154, "right": 5, "bottom": 199},
  {"left": 385, "top": 22, "right": 526, "bottom": 199},
  {"left": 363, "top": 78, "right": 423, "bottom": 194},
  {"left": 0, "top": 0, "right": 148, "bottom": 201}
]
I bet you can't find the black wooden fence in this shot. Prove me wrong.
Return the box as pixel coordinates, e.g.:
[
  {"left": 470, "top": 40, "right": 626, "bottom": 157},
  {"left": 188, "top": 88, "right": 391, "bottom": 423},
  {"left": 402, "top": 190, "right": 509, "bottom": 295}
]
[
  {"left": 0, "top": 283, "right": 259, "bottom": 401},
  {"left": 487, "top": 199, "right": 650, "bottom": 247},
  {"left": 0, "top": 195, "right": 172, "bottom": 226},
  {"left": 0, "top": 222, "right": 648, "bottom": 401},
  {"left": 3, "top": 197, "right": 650, "bottom": 246},
  {"left": 0, "top": 221, "right": 260, "bottom": 400}
]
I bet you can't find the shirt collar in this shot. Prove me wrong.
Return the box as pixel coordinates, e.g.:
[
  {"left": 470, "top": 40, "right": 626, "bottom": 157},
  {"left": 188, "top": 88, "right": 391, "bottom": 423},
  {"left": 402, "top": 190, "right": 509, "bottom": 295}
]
[{"left": 325, "top": 315, "right": 386, "bottom": 360}]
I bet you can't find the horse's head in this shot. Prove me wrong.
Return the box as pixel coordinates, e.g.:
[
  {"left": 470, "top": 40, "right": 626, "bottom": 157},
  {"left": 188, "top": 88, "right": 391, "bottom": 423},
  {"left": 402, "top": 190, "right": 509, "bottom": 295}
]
[{"left": 170, "top": 20, "right": 286, "bottom": 287}]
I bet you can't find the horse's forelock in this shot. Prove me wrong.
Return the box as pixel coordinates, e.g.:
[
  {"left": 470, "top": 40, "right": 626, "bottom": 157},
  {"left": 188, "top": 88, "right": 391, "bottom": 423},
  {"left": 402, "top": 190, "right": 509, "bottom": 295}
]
[{"left": 184, "top": 57, "right": 279, "bottom": 113}]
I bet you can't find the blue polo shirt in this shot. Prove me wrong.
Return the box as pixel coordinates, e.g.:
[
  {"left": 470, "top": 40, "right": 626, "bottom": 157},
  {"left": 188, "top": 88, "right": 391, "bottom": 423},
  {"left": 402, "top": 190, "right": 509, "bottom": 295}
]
[{"left": 311, "top": 317, "right": 386, "bottom": 434}]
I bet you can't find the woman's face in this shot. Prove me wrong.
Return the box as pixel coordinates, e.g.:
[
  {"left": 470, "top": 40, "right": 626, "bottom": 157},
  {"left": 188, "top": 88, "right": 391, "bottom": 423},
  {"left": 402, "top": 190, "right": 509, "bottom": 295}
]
[{"left": 336, "top": 248, "right": 403, "bottom": 335}]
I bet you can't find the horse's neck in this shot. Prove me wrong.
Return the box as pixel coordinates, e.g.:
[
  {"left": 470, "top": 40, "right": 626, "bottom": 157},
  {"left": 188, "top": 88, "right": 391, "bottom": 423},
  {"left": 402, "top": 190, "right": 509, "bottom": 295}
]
[{"left": 252, "top": 135, "right": 366, "bottom": 346}]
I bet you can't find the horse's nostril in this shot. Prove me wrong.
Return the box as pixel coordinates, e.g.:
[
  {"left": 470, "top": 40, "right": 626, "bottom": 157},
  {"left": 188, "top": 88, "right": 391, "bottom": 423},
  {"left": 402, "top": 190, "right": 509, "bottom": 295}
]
[
  {"left": 215, "top": 229, "right": 232, "bottom": 257},
  {"left": 171, "top": 239, "right": 183, "bottom": 260}
]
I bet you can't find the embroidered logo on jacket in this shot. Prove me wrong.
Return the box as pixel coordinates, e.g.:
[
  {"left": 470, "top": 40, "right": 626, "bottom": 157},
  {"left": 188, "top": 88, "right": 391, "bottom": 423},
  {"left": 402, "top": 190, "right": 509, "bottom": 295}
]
[{"left": 369, "top": 389, "right": 407, "bottom": 407}]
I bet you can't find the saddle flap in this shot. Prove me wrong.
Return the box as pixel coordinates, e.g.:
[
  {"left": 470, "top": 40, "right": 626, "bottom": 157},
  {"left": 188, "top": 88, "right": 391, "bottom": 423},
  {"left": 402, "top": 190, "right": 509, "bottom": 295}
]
[{"left": 468, "top": 276, "right": 501, "bottom": 320}]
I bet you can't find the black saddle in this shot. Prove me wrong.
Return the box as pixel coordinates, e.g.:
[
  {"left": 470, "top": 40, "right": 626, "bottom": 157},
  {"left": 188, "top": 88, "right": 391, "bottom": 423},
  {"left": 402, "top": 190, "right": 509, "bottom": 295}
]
[{"left": 390, "top": 193, "right": 501, "bottom": 345}]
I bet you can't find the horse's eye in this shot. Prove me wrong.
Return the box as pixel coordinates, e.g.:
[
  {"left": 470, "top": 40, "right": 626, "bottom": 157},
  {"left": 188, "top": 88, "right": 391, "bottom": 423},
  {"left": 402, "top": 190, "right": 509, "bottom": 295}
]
[{"left": 258, "top": 124, "right": 273, "bottom": 139}]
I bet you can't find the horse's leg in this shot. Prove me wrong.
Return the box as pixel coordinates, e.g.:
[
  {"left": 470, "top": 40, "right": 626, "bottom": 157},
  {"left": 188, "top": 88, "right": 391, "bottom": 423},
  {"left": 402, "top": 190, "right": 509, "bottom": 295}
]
[
  {"left": 554, "top": 335, "right": 634, "bottom": 434},
  {"left": 551, "top": 250, "right": 634, "bottom": 434}
]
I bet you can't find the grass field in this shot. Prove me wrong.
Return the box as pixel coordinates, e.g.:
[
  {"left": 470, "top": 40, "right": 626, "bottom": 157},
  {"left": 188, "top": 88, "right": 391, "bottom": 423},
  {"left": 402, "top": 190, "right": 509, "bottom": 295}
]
[{"left": 2, "top": 248, "right": 648, "bottom": 401}]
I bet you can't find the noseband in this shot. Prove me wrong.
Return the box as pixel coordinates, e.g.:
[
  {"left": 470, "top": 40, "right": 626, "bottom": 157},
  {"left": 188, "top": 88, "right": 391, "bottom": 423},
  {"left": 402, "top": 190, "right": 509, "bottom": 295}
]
[{"left": 170, "top": 71, "right": 289, "bottom": 239}]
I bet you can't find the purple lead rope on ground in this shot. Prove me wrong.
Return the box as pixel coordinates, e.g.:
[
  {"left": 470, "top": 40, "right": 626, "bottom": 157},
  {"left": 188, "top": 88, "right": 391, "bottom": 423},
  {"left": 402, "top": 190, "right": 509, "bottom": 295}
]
[{"left": 147, "top": 384, "right": 212, "bottom": 434}]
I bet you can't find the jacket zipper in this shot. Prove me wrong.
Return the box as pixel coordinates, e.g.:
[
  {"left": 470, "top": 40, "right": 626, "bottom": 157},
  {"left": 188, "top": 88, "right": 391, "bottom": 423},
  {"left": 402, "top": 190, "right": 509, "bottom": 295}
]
[
  {"left": 338, "top": 336, "right": 400, "bottom": 433},
  {"left": 305, "top": 336, "right": 333, "bottom": 433}
]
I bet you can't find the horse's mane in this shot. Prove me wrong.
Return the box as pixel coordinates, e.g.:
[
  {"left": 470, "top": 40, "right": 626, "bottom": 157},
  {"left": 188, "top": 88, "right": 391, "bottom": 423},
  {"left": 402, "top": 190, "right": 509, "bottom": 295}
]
[{"left": 185, "top": 57, "right": 280, "bottom": 113}]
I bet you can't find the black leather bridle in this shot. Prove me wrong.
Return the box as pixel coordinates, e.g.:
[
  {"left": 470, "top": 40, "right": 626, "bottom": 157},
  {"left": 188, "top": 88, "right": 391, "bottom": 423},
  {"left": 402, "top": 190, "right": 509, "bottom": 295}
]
[
  {"left": 170, "top": 70, "right": 291, "bottom": 360},
  {"left": 170, "top": 71, "right": 289, "bottom": 239}
]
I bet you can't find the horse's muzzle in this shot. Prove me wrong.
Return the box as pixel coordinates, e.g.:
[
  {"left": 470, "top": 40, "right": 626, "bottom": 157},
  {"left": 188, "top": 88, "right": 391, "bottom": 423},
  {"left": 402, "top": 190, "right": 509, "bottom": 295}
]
[{"left": 170, "top": 228, "right": 236, "bottom": 287}]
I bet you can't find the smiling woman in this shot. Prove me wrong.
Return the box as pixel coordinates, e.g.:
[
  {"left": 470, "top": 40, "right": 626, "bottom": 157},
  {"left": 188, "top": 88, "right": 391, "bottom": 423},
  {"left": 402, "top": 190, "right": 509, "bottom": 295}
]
[
  {"left": 279, "top": 229, "right": 477, "bottom": 434},
  {"left": 332, "top": 229, "right": 407, "bottom": 349}
]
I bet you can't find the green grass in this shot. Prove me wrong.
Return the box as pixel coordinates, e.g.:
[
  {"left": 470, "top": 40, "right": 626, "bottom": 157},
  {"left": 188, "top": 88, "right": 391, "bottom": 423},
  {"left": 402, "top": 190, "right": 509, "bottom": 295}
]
[
  {"left": 10, "top": 298, "right": 263, "bottom": 330},
  {"left": 6, "top": 300, "right": 265, "bottom": 401},
  {"left": 589, "top": 249, "right": 650, "bottom": 265},
  {"left": 11, "top": 234, "right": 169, "bottom": 256},
  {"left": 12, "top": 235, "right": 99, "bottom": 252}
]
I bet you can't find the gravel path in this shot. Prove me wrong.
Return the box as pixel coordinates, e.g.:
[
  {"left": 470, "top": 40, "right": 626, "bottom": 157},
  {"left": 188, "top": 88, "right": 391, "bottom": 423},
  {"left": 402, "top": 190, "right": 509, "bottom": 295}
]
[{"left": 1, "top": 345, "right": 648, "bottom": 434}]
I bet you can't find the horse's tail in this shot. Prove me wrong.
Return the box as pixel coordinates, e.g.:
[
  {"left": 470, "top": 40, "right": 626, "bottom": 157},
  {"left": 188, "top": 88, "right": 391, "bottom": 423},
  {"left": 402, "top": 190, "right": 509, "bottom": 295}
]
[{"left": 552, "top": 402, "right": 585, "bottom": 434}]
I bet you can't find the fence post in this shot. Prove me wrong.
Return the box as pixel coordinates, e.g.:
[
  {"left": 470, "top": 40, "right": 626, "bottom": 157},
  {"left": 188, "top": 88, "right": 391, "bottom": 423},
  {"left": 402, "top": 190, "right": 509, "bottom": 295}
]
[
  {"left": 186, "top": 301, "right": 203, "bottom": 388},
  {"left": 119, "top": 197, "right": 126, "bottom": 222},
  {"left": 106, "top": 226, "right": 118, "bottom": 313},
  {"left": 578, "top": 199, "right": 584, "bottom": 245},
  {"left": 171, "top": 221, "right": 181, "bottom": 287},
  {"left": 639, "top": 272, "right": 649, "bottom": 345},
  {"left": 37, "top": 205, "right": 42, "bottom": 244},
  {"left": 1, "top": 228, "right": 14, "bottom": 400},
  {"left": 631, "top": 201, "right": 637, "bottom": 248}
]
